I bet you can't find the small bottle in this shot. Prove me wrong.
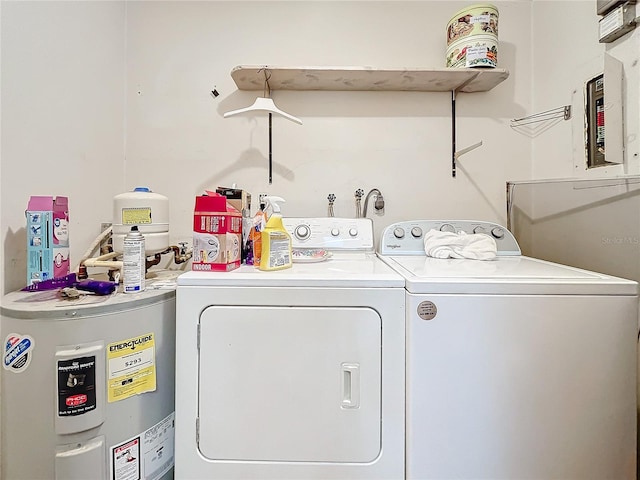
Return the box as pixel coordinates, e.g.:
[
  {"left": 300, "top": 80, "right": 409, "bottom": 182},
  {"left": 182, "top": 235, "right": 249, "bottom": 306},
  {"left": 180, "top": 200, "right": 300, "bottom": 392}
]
[
  {"left": 249, "top": 197, "right": 267, "bottom": 267},
  {"left": 259, "top": 196, "right": 292, "bottom": 271},
  {"left": 123, "top": 226, "right": 145, "bottom": 293}
]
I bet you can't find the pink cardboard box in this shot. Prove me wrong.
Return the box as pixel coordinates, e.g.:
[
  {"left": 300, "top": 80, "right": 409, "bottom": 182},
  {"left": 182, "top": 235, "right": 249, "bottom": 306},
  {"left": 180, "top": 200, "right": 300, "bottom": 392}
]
[
  {"left": 191, "top": 192, "right": 242, "bottom": 272},
  {"left": 26, "top": 196, "right": 69, "bottom": 285}
]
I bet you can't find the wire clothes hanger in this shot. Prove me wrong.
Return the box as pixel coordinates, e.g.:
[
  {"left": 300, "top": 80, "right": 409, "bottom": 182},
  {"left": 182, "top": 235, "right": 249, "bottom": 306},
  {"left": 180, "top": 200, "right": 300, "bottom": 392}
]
[{"left": 223, "top": 68, "right": 302, "bottom": 184}]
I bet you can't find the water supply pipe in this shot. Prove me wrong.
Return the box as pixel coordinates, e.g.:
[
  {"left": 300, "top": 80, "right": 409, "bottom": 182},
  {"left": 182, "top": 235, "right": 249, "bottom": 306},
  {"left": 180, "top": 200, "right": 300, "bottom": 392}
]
[{"left": 363, "top": 188, "right": 385, "bottom": 217}]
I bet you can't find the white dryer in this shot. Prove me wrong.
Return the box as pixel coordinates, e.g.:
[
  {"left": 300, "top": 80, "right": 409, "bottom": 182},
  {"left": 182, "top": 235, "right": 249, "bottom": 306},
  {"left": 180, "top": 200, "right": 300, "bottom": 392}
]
[
  {"left": 175, "top": 218, "right": 405, "bottom": 479},
  {"left": 379, "top": 220, "right": 638, "bottom": 480}
]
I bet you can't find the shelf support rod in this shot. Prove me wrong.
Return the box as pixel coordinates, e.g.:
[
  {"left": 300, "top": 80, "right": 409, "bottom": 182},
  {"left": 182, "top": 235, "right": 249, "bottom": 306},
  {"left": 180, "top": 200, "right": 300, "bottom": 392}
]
[
  {"left": 451, "top": 72, "right": 483, "bottom": 178},
  {"left": 452, "top": 90, "right": 457, "bottom": 177}
]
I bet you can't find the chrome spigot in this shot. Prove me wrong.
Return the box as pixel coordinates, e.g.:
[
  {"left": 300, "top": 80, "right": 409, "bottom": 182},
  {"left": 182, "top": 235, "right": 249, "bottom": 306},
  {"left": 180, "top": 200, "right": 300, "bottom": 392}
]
[
  {"left": 355, "top": 189, "right": 364, "bottom": 218},
  {"left": 327, "top": 194, "right": 336, "bottom": 217},
  {"left": 363, "top": 188, "right": 385, "bottom": 217}
]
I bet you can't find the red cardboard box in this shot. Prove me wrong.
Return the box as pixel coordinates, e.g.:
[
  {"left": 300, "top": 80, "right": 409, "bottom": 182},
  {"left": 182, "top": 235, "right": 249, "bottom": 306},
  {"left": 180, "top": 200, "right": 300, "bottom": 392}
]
[{"left": 192, "top": 192, "right": 242, "bottom": 272}]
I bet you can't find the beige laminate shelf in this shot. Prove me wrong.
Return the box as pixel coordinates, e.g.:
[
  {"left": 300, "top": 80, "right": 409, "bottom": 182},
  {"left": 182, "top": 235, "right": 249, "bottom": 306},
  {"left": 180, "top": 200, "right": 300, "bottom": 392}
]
[
  {"left": 230, "top": 65, "right": 509, "bottom": 93},
  {"left": 229, "top": 64, "right": 510, "bottom": 178}
]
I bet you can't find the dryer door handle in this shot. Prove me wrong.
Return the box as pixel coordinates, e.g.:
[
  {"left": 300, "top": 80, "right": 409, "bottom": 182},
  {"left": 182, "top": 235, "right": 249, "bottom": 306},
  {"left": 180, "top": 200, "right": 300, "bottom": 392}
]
[{"left": 341, "top": 363, "right": 360, "bottom": 409}]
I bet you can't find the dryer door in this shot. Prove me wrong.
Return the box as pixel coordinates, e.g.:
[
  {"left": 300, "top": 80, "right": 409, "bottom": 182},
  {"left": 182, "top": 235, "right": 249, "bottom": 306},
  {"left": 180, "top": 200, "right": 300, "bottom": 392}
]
[{"left": 197, "top": 305, "right": 382, "bottom": 463}]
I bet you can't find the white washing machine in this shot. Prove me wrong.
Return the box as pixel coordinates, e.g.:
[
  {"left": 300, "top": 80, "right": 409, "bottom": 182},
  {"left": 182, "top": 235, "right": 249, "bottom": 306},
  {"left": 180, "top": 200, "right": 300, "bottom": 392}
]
[
  {"left": 175, "top": 217, "right": 405, "bottom": 479},
  {"left": 379, "top": 220, "right": 639, "bottom": 480}
]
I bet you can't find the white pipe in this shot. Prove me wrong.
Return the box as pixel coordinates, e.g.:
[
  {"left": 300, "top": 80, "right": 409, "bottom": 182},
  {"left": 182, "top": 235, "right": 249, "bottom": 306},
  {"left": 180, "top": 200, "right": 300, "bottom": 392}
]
[
  {"left": 74, "top": 226, "right": 113, "bottom": 272},
  {"left": 82, "top": 259, "right": 123, "bottom": 270},
  {"left": 91, "top": 251, "right": 120, "bottom": 262},
  {"left": 82, "top": 251, "right": 122, "bottom": 270}
]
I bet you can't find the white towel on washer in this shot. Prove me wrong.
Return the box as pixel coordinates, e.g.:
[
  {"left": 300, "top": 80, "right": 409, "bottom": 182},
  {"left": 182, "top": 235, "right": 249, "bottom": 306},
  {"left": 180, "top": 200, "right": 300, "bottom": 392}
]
[{"left": 423, "top": 229, "right": 497, "bottom": 260}]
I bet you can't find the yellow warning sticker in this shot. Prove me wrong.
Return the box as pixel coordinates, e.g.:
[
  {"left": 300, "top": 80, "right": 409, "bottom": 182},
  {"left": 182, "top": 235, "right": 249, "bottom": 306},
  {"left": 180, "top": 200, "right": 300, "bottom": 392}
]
[
  {"left": 107, "top": 333, "right": 156, "bottom": 403},
  {"left": 121, "top": 208, "right": 152, "bottom": 225}
]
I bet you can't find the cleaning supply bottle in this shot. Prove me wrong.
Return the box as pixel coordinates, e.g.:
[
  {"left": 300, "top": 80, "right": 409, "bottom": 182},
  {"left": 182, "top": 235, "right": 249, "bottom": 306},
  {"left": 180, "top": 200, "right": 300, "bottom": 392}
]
[
  {"left": 248, "top": 196, "right": 267, "bottom": 266},
  {"left": 123, "top": 226, "right": 146, "bottom": 293},
  {"left": 259, "top": 196, "right": 293, "bottom": 271}
]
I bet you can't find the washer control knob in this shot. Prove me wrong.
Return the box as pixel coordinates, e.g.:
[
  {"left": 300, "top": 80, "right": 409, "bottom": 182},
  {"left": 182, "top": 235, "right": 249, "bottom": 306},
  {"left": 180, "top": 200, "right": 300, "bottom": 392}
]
[
  {"left": 348, "top": 228, "right": 358, "bottom": 237},
  {"left": 491, "top": 227, "right": 505, "bottom": 239},
  {"left": 330, "top": 228, "right": 340, "bottom": 237},
  {"left": 473, "top": 226, "right": 487, "bottom": 234},
  {"left": 411, "top": 227, "right": 423, "bottom": 238},
  {"left": 393, "top": 228, "right": 405, "bottom": 239},
  {"left": 294, "top": 224, "right": 311, "bottom": 240},
  {"left": 440, "top": 223, "right": 456, "bottom": 233}
]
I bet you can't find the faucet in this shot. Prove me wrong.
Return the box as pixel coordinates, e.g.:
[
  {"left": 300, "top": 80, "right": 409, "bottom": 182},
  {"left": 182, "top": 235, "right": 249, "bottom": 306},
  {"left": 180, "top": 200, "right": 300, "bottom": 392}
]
[
  {"left": 363, "top": 188, "right": 385, "bottom": 217},
  {"left": 354, "top": 189, "right": 364, "bottom": 218}
]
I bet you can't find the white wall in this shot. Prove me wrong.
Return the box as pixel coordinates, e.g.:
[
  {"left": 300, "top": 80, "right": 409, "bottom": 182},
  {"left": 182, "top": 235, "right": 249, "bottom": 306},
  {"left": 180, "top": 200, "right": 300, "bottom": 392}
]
[
  {"left": 124, "top": 0, "right": 533, "bottom": 255},
  {"left": 3, "top": 1, "right": 638, "bottom": 298},
  {"left": 1, "top": 1, "right": 126, "bottom": 295},
  {"left": 530, "top": 0, "right": 640, "bottom": 179},
  {"left": 0, "top": 0, "right": 126, "bottom": 473},
  {"left": 7, "top": 1, "right": 638, "bottom": 290},
  {"left": 528, "top": 2, "right": 640, "bottom": 465}
]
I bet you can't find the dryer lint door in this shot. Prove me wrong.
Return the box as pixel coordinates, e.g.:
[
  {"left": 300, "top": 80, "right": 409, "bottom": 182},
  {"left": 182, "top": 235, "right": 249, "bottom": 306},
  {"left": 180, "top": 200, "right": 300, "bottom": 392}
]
[{"left": 197, "top": 305, "right": 382, "bottom": 463}]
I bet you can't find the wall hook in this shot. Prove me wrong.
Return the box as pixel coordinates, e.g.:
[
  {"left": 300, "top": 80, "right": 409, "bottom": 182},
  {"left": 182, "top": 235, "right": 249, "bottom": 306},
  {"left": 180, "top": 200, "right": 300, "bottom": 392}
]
[{"left": 510, "top": 105, "right": 571, "bottom": 128}]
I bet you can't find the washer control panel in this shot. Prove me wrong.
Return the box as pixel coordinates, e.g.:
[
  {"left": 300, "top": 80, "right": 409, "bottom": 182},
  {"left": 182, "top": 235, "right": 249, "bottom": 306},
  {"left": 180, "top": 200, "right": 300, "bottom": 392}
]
[
  {"left": 283, "top": 217, "right": 375, "bottom": 251},
  {"left": 379, "top": 220, "right": 521, "bottom": 256}
]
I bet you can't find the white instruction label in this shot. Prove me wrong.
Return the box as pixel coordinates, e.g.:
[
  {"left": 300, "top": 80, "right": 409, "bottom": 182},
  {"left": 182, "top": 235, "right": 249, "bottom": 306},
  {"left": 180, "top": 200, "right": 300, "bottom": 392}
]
[
  {"left": 142, "top": 412, "right": 175, "bottom": 479},
  {"left": 111, "top": 411, "right": 175, "bottom": 480},
  {"left": 112, "top": 437, "right": 140, "bottom": 480}
]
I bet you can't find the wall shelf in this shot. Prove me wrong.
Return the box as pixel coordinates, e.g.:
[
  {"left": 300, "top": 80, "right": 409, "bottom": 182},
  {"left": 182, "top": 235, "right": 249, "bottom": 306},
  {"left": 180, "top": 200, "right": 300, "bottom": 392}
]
[
  {"left": 231, "top": 65, "right": 509, "bottom": 93},
  {"left": 229, "top": 65, "right": 510, "bottom": 177}
]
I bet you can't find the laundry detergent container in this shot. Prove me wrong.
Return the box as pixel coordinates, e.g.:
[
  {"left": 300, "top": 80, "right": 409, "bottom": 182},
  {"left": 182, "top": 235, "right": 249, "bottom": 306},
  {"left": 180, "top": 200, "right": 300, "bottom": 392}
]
[{"left": 112, "top": 187, "right": 169, "bottom": 255}]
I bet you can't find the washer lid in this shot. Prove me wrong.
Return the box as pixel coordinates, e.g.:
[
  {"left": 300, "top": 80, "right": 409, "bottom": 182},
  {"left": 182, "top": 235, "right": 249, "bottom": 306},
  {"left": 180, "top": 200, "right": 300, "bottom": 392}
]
[
  {"left": 178, "top": 254, "right": 404, "bottom": 288},
  {"left": 381, "top": 255, "right": 639, "bottom": 295}
]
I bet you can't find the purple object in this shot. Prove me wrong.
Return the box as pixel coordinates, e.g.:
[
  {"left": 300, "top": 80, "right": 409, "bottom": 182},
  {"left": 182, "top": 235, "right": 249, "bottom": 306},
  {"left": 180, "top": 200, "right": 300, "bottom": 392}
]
[
  {"left": 22, "top": 273, "right": 118, "bottom": 295},
  {"left": 22, "top": 273, "right": 77, "bottom": 291},
  {"left": 76, "top": 280, "right": 118, "bottom": 296}
]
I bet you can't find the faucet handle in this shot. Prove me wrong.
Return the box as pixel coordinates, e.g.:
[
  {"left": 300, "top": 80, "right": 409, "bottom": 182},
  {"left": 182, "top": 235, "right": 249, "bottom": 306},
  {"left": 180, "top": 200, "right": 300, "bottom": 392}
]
[{"left": 327, "top": 193, "right": 336, "bottom": 217}]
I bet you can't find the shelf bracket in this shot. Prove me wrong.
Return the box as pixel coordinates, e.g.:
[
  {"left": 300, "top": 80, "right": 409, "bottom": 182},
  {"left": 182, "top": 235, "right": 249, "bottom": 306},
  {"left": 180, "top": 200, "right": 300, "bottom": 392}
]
[
  {"left": 455, "top": 141, "right": 483, "bottom": 159},
  {"left": 451, "top": 73, "right": 484, "bottom": 178}
]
